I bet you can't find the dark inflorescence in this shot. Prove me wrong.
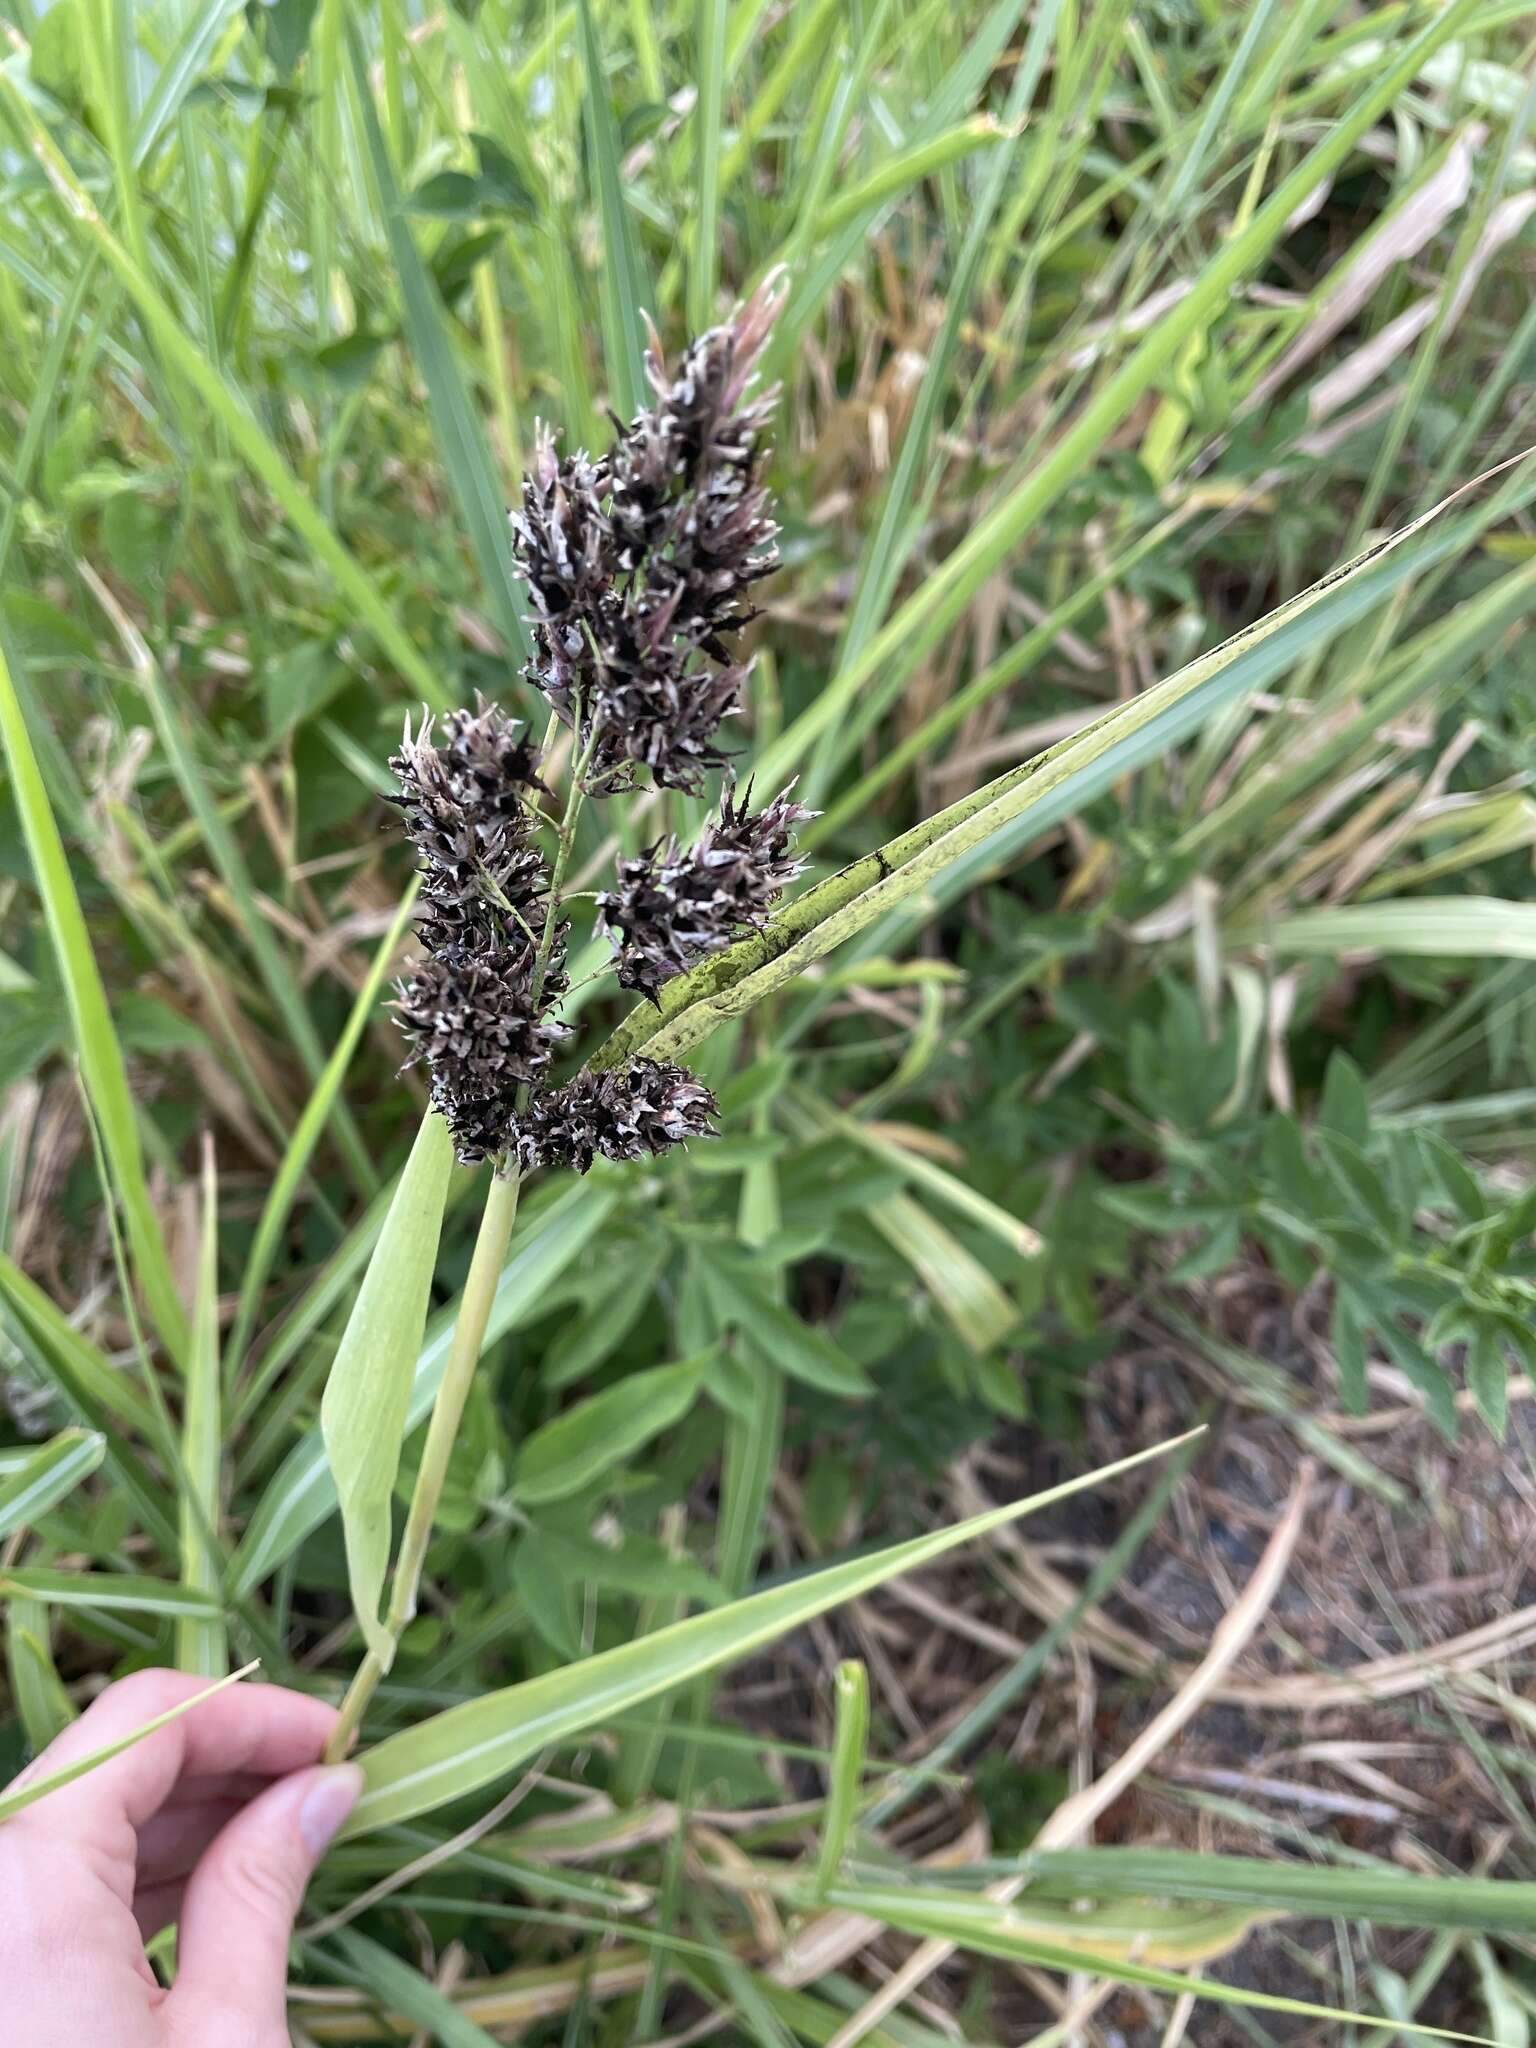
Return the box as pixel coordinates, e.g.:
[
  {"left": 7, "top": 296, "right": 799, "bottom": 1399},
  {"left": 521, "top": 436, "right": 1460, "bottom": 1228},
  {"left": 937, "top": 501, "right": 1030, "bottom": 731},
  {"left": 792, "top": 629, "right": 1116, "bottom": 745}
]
[
  {"left": 389, "top": 293, "right": 806, "bottom": 1179},
  {"left": 596, "top": 780, "right": 812, "bottom": 1001},
  {"left": 389, "top": 700, "right": 549, "bottom": 947},
  {"left": 395, "top": 940, "right": 570, "bottom": 1166},
  {"left": 390, "top": 703, "right": 569, "bottom": 1165},
  {"left": 510, "top": 1060, "right": 718, "bottom": 1176},
  {"left": 509, "top": 275, "right": 784, "bottom": 793}
]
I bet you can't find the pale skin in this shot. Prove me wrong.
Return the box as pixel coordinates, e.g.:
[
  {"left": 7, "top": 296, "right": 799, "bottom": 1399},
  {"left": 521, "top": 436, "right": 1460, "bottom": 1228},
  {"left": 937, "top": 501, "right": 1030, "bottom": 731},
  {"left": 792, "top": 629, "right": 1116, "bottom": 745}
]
[{"left": 0, "top": 1668, "right": 362, "bottom": 2046}]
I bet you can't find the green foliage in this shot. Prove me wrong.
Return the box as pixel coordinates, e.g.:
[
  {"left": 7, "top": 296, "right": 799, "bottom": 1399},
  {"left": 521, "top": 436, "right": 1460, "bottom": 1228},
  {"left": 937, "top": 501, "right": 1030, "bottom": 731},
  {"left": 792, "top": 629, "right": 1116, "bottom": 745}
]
[{"left": 1, "top": 0, "right": 1535, "bottom": 2037}]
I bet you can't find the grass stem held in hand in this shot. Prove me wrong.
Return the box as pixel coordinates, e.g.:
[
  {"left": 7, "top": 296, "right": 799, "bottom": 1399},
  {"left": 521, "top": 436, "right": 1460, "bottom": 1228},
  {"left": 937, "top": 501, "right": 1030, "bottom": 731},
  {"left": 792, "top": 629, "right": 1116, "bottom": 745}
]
[{"left": 327, "top": 1166, "right": 521, "bottom": 1761}]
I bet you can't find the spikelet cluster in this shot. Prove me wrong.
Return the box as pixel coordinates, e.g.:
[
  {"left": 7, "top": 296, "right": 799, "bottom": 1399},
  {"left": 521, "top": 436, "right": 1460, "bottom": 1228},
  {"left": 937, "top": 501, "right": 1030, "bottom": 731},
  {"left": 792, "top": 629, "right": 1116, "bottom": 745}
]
[
  {"left": 510, "top": 276, "right": 783, "bottom": 793},
  {"left": 389, "top": 287, "right": 813, "bottom": 1178}
]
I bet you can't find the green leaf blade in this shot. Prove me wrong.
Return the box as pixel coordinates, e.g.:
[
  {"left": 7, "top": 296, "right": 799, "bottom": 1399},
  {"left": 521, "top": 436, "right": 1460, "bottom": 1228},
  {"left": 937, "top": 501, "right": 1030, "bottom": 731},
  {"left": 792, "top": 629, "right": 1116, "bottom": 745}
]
[
  {"left": 344, "top": 1431, "right": 1200, "bottom": 1836},
  {"left": 321, "top": 1113, "right": 455, "bottom": 1666}
]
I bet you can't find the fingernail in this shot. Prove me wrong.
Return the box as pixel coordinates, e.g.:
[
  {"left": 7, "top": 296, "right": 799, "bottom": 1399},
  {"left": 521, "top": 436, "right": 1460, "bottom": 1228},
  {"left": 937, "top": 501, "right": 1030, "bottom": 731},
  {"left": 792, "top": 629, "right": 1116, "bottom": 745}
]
[{"left": 298, "top": 1764, "right": 364, "bottom": 1856}]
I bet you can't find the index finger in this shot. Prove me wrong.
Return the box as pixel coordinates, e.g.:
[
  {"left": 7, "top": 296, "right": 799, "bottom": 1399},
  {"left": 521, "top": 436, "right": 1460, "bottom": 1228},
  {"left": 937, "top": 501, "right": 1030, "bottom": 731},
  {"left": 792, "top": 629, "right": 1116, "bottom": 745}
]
[{"left": 6, "top": 1668, "right": 339, "bottom": 1837}]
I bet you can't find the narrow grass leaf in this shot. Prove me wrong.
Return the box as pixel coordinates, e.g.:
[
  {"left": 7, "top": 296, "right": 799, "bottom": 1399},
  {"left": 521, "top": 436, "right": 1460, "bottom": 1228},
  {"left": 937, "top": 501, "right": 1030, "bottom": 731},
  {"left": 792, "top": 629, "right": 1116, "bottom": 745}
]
[
  {"left": 0, "top": 1253, "right": 181, "bottom": 1544},
  {"left": 232, "top": 1179, "right": 617, "bottom": 1596},
  {"left": 868, "top": 1193, "right": 1018, "bottom": 1356},
  {"left": 1253, "top": 899, "right": 1536, "bottom": 963},
  {"left": 229, "top": 882, "right": 419, "bottom": 1377},
  {"left": 343, "top": 1431, "right": 1201, "bottom": 1835},
  {"left": 689, "top": 0, "right": 727, "bottom": 332},
  {"left": 321, "top": 1113, "right": 455, "bottom": 1667},
  {"left": 6, "top": 1599, "right": 75, "bottom": 1748},
  {"left": 600, "top": 483, "right": 1493, "bottom": 1075},
  {"left": 577, "top": 0, "right": 651, "bottom": 417},
  {"left": 79, "top": 565, "right": 377, "bottom": 1200},
  {"left": 812, "top": 1887, "right": 1495, "bottom": 2044},
  {"left": 811, "top": 1660, "right": 868, "bottom": 1901},
  {"left": 0, "top": 69, "right": 448, "bottom": 709},
  {"left": 812, "top": 0, "right": 1056, "bottom": 689},
  {"left": 0, "top": 637, "right": 187, "bottom": 1364},
  {"left": 757, "top": 0, "right": 1481, "bottom": 793},
  {"left": 0, "top": 1662, "right": 259, "bottom": 1823},
  {"left": 0, "top": 1568, "right": 222, "bottom": 1618},
  {"left": 323, "top": 1929, "right": 506, "bottom": 2048},
  {"left": 1014, "top": 1849, "right": 1536, "bottom": 1937},
  {"left": 346, "top": 24, "right": 532, "bottom": 665},
  {"left": 0, "top": 1429, "right": 105, "bottom": 1542},
  {"left": 131, "top": 0, "right": 246, "bottom": 166},
  {"left": 815, "top": 118, "right": 1007, "bottom": 238},
  {"left": 178, "top": 1140, "right": 226, "bottom": 1677}
]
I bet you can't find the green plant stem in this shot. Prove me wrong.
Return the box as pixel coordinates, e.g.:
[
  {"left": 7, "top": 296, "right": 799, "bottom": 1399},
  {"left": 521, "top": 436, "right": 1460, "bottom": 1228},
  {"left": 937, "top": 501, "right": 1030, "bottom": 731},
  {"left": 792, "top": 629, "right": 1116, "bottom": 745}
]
[{"left": 326, "top": 1167, "right": 522, "bottom": 1761}]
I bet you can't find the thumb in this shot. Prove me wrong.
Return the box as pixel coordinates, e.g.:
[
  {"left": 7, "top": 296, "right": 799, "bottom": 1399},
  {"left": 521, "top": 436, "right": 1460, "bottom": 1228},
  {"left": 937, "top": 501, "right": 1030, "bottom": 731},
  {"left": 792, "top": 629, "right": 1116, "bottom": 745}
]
[{"left": 169, "top": 1762, "right": 362, "bottom": 2042}]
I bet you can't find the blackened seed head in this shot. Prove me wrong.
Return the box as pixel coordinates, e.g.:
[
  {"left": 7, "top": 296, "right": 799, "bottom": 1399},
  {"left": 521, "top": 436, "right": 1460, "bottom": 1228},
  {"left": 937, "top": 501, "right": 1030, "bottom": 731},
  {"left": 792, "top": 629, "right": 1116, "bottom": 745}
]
[
  {"left": 511, "top": 1059, "right": 718, "bottom": 1175},
  {"left": 508, "top": 282, "right": 785, "bottom": 794},
  {"left": 387, "top": 699, "right": 564, "bottom": 1167},
  {"left": 596, "top": 779, "right": 813, "bottom": 1000},
  {"left": 394, "top": 931, "right": 573, "bottom": 1167}
]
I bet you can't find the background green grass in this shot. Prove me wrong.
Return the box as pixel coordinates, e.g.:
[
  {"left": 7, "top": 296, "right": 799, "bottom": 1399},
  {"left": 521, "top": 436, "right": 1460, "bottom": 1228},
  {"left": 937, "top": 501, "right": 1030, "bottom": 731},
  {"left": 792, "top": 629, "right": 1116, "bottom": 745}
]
[{"left": 5, "top": 0, "right": 1536, "bottom": 2037}]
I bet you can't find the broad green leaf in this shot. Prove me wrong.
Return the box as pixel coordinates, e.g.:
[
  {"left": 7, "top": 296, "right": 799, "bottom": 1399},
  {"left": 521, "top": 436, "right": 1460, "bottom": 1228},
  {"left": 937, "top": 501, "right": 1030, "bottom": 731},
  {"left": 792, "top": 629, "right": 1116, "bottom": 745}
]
[
  {"left": 0, "top": 1568, "right": 221, "bottom": 1618},
  {"left": 1468, "top": 1324, "right": 1509, "bottom": 1440},
  {"left": 516, "top": 1352, "right": 714, "bottom": 1505},
  {"left": 1319, "top": 1051, "right": 1372, "bottom": 1147},
  {"left": 321, "top": 1113, "right": 454, "bottom": 1665},
  {"left": 343, "top": 1431, "right": 1200, "bottom": 1836},
  {"left": 698, "top": 1262, "right": 870, "bottom": 1398},
  {"left": 0, "top": 639, "right": 187, "bottom": 1365},
  {"left": 0, "top": 1663, "right": 259, "bottom": 1823},
  {"left": 542, "top": 1240, "right": 667, "bottom": 1387},
  {"left": 532, "top": 1526, "right": 726, "bottom": 1608},
  {"left": 0, "top": 1429, "right": 105, "bottom": 1541},
  {"left": 231, "top": 1178, "right": 617, "bottom": 1597}
]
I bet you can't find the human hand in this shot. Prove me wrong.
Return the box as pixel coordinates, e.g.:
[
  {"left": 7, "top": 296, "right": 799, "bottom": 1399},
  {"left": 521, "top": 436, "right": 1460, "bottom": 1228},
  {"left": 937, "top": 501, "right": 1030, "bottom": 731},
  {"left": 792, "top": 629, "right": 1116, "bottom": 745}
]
[{"left": 0, "top": 1668, "right": 361, "bottom": 2046}]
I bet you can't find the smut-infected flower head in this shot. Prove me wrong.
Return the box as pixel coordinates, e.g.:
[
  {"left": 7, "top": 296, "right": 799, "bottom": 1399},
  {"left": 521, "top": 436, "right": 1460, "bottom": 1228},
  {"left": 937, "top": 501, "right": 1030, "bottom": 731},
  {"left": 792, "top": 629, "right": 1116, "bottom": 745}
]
[
  {"left": 395, "top": 937, "right": 570, "bottom": 1166},
  {"left": 511, "top": 1059, "right": 718, "bottom": 1176},
  {"left": 388, "top": 701, "right": 564, "bottom": 1166},
  {"left": 389, "top": 699, "right": 549, "bottom": 944},
  {"left": 509, "top": 274, "right": 786, "bottom": 794},
  {"left": 596, "top": 780, "right": 812, "bottom": 1001}
]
